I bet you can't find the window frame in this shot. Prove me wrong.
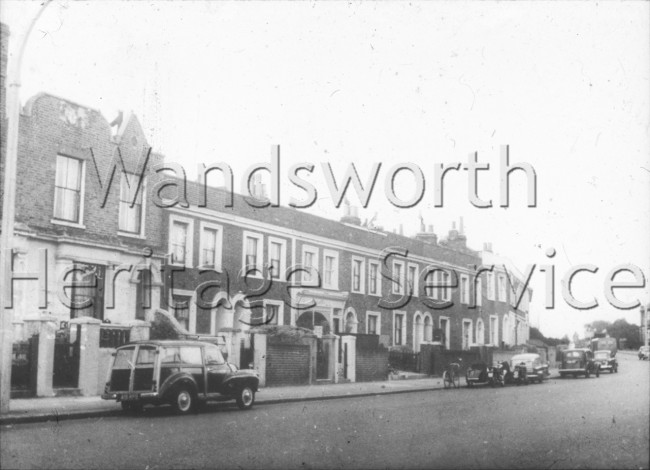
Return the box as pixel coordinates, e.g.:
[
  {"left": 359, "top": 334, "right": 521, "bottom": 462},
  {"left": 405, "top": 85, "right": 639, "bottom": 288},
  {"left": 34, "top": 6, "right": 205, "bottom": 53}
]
[
  {"left": 242, "top": 231, "right": 264, "bottom": 278},
  {"left": 393, "top": 311, "right": 406, "bottom": 346},
  {"left": 392, "top": 260, "right": 405, "bottom": 295},
  {"left": 118, "top": 171, "right": 146, "bottom": 237},
  {"left": 52, "top": 154, "right": 86, "bottom": 227},
  {"left": 460, "top": 274, "right": 469, "bottom": 305},
  {"left": 366, "top": 311, "right": 381, "bottom": 335},
  {"left": 199, "top": 221, "right": 223, "bottom": 271},
  {"left": 168, "top": 215, "right": 194, "bottom": 267},
  {"left": 407, "top": 263, "right": 419, "bottom": 298},
  {"left": 368, "top": 260, "right": 381, "bottom": 297},
  {"left": 268, "top": 237, "right": 287, "bottom": 281},
  {"left": 263, "top": 299, "right": 284, "bottom": 326},
  {"left": 322, "top": 249, "right": 339, "bottom": 290},
  {"left": 351, "top": 256, "right": 366, "bottom": 294},
  {"left": 301, "top": 244, "right": 320, "bottom": 285}
]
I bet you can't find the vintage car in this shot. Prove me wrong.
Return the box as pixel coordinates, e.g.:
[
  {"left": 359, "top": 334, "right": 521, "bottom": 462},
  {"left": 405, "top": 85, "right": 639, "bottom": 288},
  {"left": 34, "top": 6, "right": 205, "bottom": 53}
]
[
  {"left": 465, "top": 362, "right": 504, "bottom": 387},
  {"left": 102, "top": 340, "right": 260, "bottom": 414},
  {"left": 638, "top": 346, "right": 650, "bottom": 360},
  {"left": 594, "top": 350, "right": 618, "bottom": 373},
  {"left": 559, "top": 348, "right": 600, "bottom": 378},
  {"left": 509, "top": 353, "right": 549, "bottom": 384}
]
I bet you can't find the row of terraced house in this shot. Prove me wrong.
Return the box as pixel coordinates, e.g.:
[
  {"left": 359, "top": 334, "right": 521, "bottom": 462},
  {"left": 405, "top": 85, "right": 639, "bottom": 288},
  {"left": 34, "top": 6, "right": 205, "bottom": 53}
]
[{"left": 1, "top": 22, "right": 531, "bottom": 397}]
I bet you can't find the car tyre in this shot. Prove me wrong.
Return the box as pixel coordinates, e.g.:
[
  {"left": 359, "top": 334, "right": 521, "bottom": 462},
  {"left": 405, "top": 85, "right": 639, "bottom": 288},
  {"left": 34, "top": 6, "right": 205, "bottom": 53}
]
[
  {"left": 236, "top": 386, "right": 255, "bottom": 410},
  {"left": 173, "top": 387, "right": 195, "bottom": 415}
]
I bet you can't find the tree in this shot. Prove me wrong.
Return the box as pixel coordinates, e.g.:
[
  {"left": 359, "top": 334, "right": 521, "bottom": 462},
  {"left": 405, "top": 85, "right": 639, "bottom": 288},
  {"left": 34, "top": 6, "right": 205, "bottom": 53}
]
[{"left": 584, "top": 318, "right": 641, "bottom": 349}]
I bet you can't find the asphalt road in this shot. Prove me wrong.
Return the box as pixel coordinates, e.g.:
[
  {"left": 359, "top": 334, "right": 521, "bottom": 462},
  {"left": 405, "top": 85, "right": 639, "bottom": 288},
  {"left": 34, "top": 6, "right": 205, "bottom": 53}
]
[{"left": 1, "top": 354, "right": 648, "bottom": 470}]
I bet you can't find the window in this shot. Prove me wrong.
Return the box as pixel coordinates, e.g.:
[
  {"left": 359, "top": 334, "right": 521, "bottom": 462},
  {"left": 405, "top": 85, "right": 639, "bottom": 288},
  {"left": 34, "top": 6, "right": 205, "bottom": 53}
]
[
  {"left": 424, "top": 269, "right": 436, "bottom": 299},
  {"left": 368, "top": 261, "right": 381, "bottom": 296},
  {"left": 489, "top": 315, "right": 498, "bottom": 346},
  {"left": 170, "top": 217, "right": 193, "bottom": 266},
  {"left": 171, "top": 294, "right": 191, "bottom": 331},
  {"left": 462, "top": 319, "right": 473, "bottom": 350},
  {"left": 351, "top": 257, "right": 365, "bottom": 293},
  {"left": 408, "top": 264, "right": 418, "bottom": 297},
  {"left": 180, "top": 347, "right": 202, "bottom": 365},
  {"left": 136, "top": 346, "right": 156, "bottom": 366},
  {"left": 53, "top": 155, "right": 84, "bottom": 223},
  {"left": 476, "top": 319, "right": 485, "bottom": 345},
  {"left": 119, "top": 172, "right": 144, "bottom": 235},
  {"left": 487, "top": 272, "right": 495, "bottom": 301},
  {"left": 199, "top": 222, "right": 223, "bottom": 270},
  {"left": 301, "top": 245, "right": 319, "bottom": 284},
  {"left": 460, "top": 274, "right": 469, "bottom": 304},
  {"left": 440, "top": 270, "right": 451, "bottom": 301},
  {"left": 476, "top": 276, "right": 483, "bottom": 307},
  {"left": 392, "top": 261, "right": 405, "bottom": 295},
  {"left": 268, "top": 237, "right": 287, "bottom": 280},
  {"left": 367, "top": 312, "right": 380, "bottom": 335},
  {"left": 243, "top": 231, "right": 263, "bottom": 276},
  {"left": 393, "top": 312, "right": 406, "bottom": 346},
  {"left": 498, "top": 274, "right": 507, "bottom": 301},
  {"left": 264, "top": 301, "right": 283, "bottom": 326},
  {"left": 204, "top": 345, "right": 225, "bottom": 365},
  {"left": 323, "top": 249, "right": 339, "bottom": 289}
]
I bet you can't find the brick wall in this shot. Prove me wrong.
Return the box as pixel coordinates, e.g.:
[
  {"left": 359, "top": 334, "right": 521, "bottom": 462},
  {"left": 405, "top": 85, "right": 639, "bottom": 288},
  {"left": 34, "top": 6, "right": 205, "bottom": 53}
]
[
  {"left": 265, "top": 343, "right": 311, "bottom": 386},
  {"left": 356, "top": 348, "right": 388, "bottom": 382}
]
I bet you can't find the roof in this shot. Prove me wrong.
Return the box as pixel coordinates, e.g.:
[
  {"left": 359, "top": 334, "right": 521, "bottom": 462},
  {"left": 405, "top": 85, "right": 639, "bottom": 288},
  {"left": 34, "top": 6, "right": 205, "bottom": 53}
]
[{"left": 511, "top": 353, "right": 540, "bottom": 360}]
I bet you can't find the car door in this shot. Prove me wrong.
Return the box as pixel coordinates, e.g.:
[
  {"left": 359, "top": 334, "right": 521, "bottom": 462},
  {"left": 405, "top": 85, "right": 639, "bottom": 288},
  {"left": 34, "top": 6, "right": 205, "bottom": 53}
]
[{"left": 204, "top": 344, "right": 230, "bottom": 394}]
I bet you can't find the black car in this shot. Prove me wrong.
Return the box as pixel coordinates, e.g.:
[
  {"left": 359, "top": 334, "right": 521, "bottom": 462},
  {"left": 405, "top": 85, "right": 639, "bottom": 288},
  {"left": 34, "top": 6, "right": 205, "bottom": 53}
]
[
  {"left": 559, "top": 348, "right": 600, "bottom": 379},
  {"left": 594, "top": 350, "right": 618, "bottom": 373},
  {"left": 102, "top": 340, "right": 259, "bottom": 414}
]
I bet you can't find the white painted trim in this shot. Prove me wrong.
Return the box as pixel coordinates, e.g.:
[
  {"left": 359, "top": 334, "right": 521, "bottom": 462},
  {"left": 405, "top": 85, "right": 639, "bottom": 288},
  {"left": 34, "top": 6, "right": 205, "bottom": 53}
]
[
  {"left": 366, "top": 311, "right": 381, "bottom": 335},
  {"left": 322, "top": 248, "right": 339, "bottom": 290},
  {"left": 168, "top": 214, "right": 194, "bottom": 268},
  {"left": 489, "top": 314, "right": 499, "bottom": 346},
  {"left": 422, "top": 311, "right": 434, "bottom": 342},
  {"left": 301, "top": 244, "right": 320, "bottom": 285},
  {"left": 462, "top": 318, "right": 473, "bottom": 350},
  {"left": 267, "top": 236, "right": 288, "bottom": 282},
  {"left": 392, "top": 259, "right": 406, "bottom": 295},
  {"left": 198, "top": 221, "right": 224, "bottom": 271},
  {"left": 242, "top": 230, "right": 264, "bottom": 278},
  {"left": 263, "top": 299, "right": 284, "bottom": 326},
  {"left": 167, "top": 206, "right": 477, "bottom": 275},
  {"left": 367, "top": 260, "right": 382, "bottom": 297},
  {"left": 50, "top": 219, "right": 86, "bottom": 229},
  {"left": 118, "top": 172, "right": 147, "bottom": 237},
  {"left": 392, "top": 310, "right": 407, "bottom": 347},
  {"left": 476, "top": 318, "right": 485, "bottom": 345},
  {"left": 413, "top": 311, "right": 423, "bottom": 352},
  {"left": 408, "top": 263, "right": 419, "bottom": 298},
  {"left": 350, "top": 255, "right": 366, "bottom": 294},
  {"left": 460, "top": 274, "right": 470, "bottom": 305},
  {"left": 439, "top": 315, "right": 451, "bottom": 349}
]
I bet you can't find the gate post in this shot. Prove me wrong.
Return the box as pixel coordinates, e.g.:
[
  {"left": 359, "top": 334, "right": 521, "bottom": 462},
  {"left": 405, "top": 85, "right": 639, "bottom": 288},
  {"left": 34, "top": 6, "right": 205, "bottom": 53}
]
[
  {"left": 23, "top": 315, "right": 57, "bottom": 397},
  {"left": 252, "top": 333, "right": 267, "bottom": 387},
  {"left": 322, "top": 334, "right": 338, "bottom": 382},
  {"left": 69, "top": 317, "right": 101, "bottom": 396}
]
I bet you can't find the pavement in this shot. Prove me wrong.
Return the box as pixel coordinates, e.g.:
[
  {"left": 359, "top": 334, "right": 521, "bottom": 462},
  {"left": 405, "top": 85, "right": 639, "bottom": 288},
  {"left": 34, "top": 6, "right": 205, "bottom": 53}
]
[{"left": 0, "top": 373, "right": 444, "bottom": 425}]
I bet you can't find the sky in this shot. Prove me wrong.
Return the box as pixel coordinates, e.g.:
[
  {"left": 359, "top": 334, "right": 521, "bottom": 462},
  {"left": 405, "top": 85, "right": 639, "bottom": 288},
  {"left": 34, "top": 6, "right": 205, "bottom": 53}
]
[{"left": 2, "top": 0, "right": 649, "bottom": 338}]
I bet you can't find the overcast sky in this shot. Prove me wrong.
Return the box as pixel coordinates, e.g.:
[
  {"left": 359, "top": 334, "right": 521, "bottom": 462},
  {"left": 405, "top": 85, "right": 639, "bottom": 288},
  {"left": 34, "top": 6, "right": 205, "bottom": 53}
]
[{"left": 2, "top": 0, "right": 649, "bottom": 338}]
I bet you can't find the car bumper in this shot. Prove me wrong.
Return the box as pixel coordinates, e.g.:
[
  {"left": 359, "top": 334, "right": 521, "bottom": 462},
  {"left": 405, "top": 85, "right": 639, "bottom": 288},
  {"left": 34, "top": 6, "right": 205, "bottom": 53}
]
[
  {"left": 101, "top": 391, "right": 160, "bottom": 401},
  {"left": 559, "top": 368, "right": 586, "bottom": 374}
]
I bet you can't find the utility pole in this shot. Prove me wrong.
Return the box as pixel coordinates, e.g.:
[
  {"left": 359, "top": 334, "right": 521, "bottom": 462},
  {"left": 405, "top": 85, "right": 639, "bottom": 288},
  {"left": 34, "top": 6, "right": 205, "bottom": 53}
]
[{"left": 0, "top": 0, "right": 52, "bottom": 414}]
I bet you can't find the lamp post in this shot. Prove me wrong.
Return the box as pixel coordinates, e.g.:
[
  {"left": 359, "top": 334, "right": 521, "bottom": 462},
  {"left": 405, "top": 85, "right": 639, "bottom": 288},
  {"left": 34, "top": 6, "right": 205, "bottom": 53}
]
[{"left": 0, "top": 0, "right": 52, "bottom": 413}]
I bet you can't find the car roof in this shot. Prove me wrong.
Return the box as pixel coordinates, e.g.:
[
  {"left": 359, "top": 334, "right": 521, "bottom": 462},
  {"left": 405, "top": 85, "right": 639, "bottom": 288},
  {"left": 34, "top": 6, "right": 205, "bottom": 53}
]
[
  {"left": 117, "top": 340, "right": 217, "bottom": 348},
  {"left": 564, "top": 348, "right": 590, "bottom": 353},
  {"left": 511, "top": 353, "right": 539, "bottom": 360}
]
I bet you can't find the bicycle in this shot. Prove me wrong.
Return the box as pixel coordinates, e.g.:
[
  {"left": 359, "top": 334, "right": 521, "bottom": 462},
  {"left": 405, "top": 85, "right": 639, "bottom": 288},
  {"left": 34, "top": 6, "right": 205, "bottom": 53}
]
[{"left": 442, "top": 359, "right": 462, "bottom": 389}]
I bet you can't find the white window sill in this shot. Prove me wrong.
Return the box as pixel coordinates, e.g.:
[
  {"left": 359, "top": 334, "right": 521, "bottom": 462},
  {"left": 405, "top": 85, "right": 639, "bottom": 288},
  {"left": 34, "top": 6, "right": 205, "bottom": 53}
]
[
  {"left": 51, "top": 219, "right": 86, "bottom": 229},
  {"left": 118, "top": 230, "right": 146, "bottom": 240}
]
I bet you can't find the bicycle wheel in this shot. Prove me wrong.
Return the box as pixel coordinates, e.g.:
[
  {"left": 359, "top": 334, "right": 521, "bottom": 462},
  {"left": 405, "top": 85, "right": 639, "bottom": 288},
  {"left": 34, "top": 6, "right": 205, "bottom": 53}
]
[{"left": 443, "top": 370, "right": 451, "bottom": 389}]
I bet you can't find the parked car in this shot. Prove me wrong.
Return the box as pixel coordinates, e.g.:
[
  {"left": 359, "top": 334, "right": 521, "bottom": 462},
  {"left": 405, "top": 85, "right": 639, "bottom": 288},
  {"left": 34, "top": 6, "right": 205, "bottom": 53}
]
[
  {"left": 638, "top": 346, "right": 650, "bottom": 360},
  {"left": 509, "top": 353, "right": 549, "bottom": 384},
  {"left": 559, "top": 348, "right": 600, "bottom": 378},
  {"left": 594, "top": 350, "right": 618, "bottom": 373},
  {"left": 465, "top": 362, "right": 504, "bottom": 387},
  {"left": 102, "top": 340, "right": 260, "bottom": 414}
]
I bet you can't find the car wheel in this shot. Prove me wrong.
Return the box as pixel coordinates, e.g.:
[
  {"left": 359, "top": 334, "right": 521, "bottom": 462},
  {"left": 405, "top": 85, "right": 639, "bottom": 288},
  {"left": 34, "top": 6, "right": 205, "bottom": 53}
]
[
  {"left": 173, "top": 387, "right": 195, "bottom": 415},
  {"left": 236, "top": 386, "right": 255, "bottom": 410}
]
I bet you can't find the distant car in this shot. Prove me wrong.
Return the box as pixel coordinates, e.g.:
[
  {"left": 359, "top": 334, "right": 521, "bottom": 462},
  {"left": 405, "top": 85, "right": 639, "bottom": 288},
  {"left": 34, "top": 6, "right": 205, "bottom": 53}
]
[
  {"left": 102, "top": 340, "right": 260, "bottom": 414},
  {"left": 594, "top": 350, "right": 618, "bottom": 373},
  {"left": 509, "top": 353, "right": 549, "bottom": 384},
  {"left": 639, "top": 346, "right": 650, "bottom": 361},
  {"left": 559, "top": 348, "right": 600, "bottom": 378}
]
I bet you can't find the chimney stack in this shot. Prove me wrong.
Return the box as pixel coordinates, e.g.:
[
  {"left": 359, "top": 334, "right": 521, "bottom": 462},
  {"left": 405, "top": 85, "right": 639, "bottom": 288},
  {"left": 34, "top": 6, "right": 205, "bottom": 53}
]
[{"left": 416, "top": 223, "right": 438, "bottom": 245}]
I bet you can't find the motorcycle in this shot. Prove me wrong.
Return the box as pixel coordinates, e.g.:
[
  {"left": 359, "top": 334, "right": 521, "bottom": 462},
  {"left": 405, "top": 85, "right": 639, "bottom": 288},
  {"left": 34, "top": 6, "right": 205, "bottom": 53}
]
[{"left": 466, "top": 362, "right": 505, "bottom": 387}]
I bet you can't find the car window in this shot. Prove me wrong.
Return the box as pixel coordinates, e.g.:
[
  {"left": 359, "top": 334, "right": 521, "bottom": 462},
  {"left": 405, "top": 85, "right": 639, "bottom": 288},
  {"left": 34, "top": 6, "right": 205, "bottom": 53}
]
[
  {"left": 161, "top": 347, "right": 181, "bottom": 364},
  {"left": 204, "top": 345, "right": 226, "bottom": 365},
  {"left": 180, "top": 347, "right": 202, "bottom": 365},
  {"left": 136, "top": 346, "right": 156, "bottom": 366},
  {"left": 114, "top": 347, "right": 135, "bottom": 369},
  {"left": 595, "top": 352, "right": 609, "bottom": 359},
  {"left": 565, "top": 351, "right": 580, "bottom": 359}
]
